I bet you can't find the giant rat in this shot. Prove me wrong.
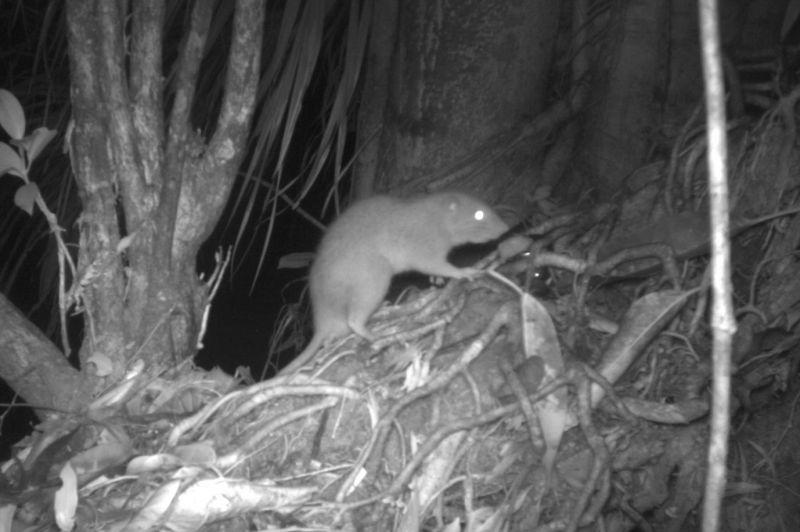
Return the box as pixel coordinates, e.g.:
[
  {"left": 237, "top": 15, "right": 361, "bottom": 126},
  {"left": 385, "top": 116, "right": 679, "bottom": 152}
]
[{"left": 280, "top": 192, "right": 510, "bottom": 374}]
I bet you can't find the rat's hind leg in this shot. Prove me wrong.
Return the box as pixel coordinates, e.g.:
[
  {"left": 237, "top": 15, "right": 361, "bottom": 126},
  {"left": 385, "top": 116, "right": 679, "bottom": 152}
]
[{"left": 344, "top": 268, "right": 392, "bottom": 340}]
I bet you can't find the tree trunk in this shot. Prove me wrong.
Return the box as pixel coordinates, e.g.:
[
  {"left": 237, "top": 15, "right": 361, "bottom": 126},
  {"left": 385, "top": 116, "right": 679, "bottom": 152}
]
[
  {"left": 579, "top": 0, "right": 670, "bottom": 195},
  {"left": 66, "top": 0, "right": 263, "bottom": 372},
  {"left": 0, "top": 0, "right": 264, "bottom": 410},
  {"left": 360, "top": 0, "right": 561, "bottom": 206}
]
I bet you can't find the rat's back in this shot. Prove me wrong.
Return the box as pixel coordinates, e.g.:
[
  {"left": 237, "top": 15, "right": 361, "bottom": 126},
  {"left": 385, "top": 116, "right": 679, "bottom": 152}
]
[
  {"left": 308, "top": 196, "right": 402, "bottom": 340},
  {"left": 307, "top": 192, "right": 508, "bottom": 347}
]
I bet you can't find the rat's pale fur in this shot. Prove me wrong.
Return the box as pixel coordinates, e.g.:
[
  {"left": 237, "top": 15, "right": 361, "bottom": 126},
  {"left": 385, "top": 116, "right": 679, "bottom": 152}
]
[{"left": 280, "top": 192, "right": 509, "bottom": 374}]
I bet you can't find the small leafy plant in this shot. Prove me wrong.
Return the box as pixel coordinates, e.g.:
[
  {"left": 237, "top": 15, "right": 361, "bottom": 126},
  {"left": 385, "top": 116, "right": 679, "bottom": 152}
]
[
  {"left": 0, "top": 88, "right": 58, "bottom": 216},
  {"left": 0, "top": 88, "right": 76, "bottom": 353}
]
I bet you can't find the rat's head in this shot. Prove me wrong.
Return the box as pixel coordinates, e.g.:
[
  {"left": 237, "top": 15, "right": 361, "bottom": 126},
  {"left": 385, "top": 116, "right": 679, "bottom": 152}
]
[{"left": 438, "top": 192, "right": 509, "bottom": 244}]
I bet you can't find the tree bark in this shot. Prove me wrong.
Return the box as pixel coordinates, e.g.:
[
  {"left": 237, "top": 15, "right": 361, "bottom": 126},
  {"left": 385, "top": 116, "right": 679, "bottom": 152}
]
[
  {"left": 580, "top": 0, "right": 670, "bottom": 194},
  {"left": 0, "top": 0, "right": 265, "bottom": 409},
  {"left": 353, "top": 0, "right": 397, "bottom": 199},
  {"left": 0, "top": 293, "right": 89, "bottom": 413},
  {"left": 363, "top": 0, "right": 560, "bottom": 206}
]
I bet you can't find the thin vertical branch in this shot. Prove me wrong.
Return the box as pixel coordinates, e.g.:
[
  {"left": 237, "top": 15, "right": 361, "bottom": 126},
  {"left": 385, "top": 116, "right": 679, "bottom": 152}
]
[
  {"left": 97, "top": 1, "right": 144, "bottom": 224},
  {"left": 699, "top": 0, "right": 735, "bottom": 530}
]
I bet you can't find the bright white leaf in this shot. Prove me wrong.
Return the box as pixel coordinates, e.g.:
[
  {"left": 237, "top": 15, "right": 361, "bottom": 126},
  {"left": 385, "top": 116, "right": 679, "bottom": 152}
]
[
  {"left": 126, "top": 453, "right": 181, "bottom": 474},
  {"left": 14, "top": 182, "right": 39, "bottom": 215},
  {"left": 0, "top": 142, "right": 26, "bottom": 181},
  {"left": 0, "top": 89, "right": 25, "bottom": 140},
  {"left": 70, "top": 442, "right": 132, "bottom": 477},
  {"left": 0, "top": 504, "right": 17, "bottom": 532},
  {"left": 23, "top": 127, "right": 57, "bottom": 162},
  {"left": 116, "top": 233, "right": 136, "bottom": 253},
  {"left": 54, "top": 462, "right": 77, "bottom": 531},
  {"left": 277, "top": 251, "right": 314, "bottom": 269},
  {"left": 173, "top": 442, "right": 217, "bottom": 465},
  {"left": 86, "top": 352, "right": 113, "bottom": 376}
]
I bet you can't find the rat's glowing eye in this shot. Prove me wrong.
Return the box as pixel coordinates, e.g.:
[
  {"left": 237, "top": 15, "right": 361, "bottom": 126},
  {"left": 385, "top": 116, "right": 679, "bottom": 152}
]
[{"left": 475, "top": 210, "right": 486, "bottom": 221}]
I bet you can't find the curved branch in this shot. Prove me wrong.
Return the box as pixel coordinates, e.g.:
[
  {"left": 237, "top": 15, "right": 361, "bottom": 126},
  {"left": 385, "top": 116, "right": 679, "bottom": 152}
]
[
  {"left": 155, "top": 0, "right": 215, "bottom": 267},
  {"left": 171, "top": 0, "right": 265, "bottom": 262},
  {"left": 0, "top": 292, "right": 90, "bottom": 414}
]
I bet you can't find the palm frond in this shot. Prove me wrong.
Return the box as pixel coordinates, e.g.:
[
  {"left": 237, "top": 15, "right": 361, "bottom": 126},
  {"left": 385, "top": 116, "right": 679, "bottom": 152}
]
[{"left": 226, "top": 0, "right": 371, "bottom": 286}]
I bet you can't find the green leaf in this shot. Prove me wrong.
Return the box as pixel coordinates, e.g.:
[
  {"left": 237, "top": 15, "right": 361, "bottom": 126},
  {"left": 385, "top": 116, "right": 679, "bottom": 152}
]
[
  {"left": 592, "top": 289, "right": 697, "bottom": 406},
  {"left": 277, "top": 251, "right": 314, "bottom": 269},
  {"left": 17, "top": 127, "right": 57, "bottom": 163},
  {"left": 54, "top": 462, "right": 77, "bottom": 531},
  {"left": 14, "top": 182, "right": 40, "bottom": 215},
  {"left": 0, "top": 89, "right": 25, "bottom": 140},
  {"left": 0, "top": 142, "right": 26, "bottom": 180}
]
